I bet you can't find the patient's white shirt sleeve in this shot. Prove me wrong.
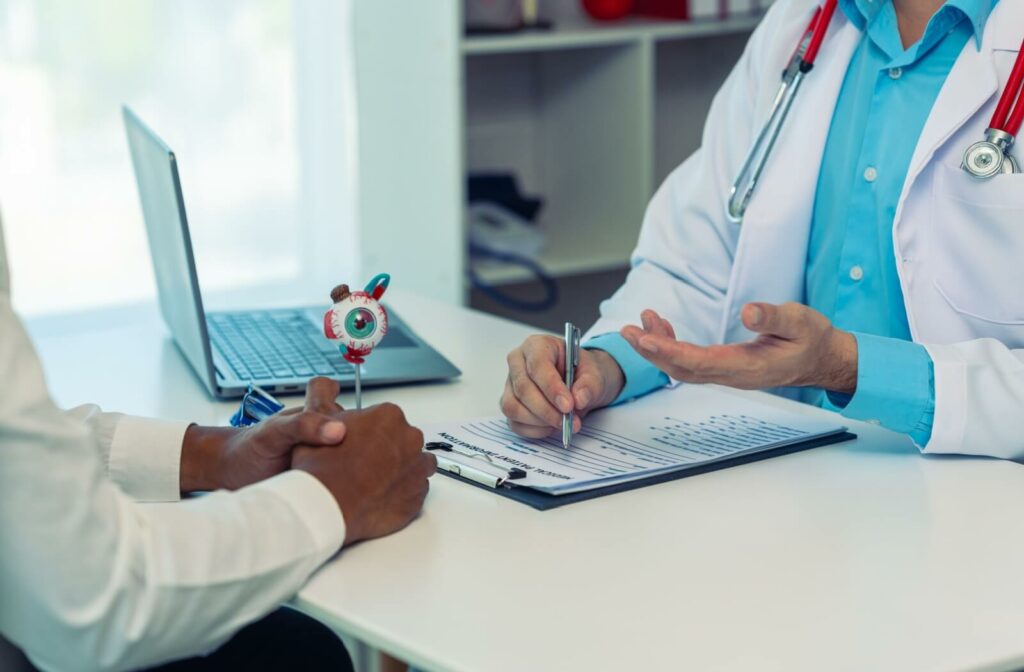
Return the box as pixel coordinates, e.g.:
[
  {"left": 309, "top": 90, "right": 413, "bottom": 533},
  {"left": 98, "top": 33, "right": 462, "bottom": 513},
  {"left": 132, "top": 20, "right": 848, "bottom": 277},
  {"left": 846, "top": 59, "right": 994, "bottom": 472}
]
[{"left": 0, "top": 284, "right": 346, "bottom": 671}]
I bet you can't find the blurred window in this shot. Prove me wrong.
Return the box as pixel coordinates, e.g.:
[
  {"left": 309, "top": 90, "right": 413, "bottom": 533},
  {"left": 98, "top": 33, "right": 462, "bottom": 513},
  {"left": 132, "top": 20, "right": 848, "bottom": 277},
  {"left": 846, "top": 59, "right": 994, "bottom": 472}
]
[{"left": 0, "top": 0, "right": 354, "bottom": 316}]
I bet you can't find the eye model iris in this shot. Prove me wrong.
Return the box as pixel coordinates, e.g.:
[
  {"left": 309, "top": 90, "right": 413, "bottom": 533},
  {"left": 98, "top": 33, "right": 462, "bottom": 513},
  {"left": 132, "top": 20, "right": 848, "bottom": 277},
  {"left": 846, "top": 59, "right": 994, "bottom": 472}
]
[{"left": 345, "top": 308, "right": 377, "bottom": 339}]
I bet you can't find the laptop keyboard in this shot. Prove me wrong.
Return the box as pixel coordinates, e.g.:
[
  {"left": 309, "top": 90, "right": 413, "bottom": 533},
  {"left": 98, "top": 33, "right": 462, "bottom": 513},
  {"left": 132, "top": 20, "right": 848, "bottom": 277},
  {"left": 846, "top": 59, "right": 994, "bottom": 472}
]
[{"left": 208, "top": 311, "right": 355, "bottom": 382}]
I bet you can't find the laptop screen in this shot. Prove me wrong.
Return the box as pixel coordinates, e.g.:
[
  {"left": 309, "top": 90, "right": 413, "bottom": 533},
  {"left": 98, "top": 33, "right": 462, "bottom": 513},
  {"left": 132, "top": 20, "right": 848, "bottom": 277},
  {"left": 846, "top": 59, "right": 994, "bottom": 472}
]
[{"left": 123, "top": 106, "right": 216, "bottom": 393}]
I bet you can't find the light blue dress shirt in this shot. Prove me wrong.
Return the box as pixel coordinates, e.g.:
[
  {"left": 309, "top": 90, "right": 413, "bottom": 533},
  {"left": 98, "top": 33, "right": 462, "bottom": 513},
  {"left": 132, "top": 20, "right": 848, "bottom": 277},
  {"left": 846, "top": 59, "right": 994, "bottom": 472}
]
[{"left": 586, "top": 0, "right": 996, "bottom": 446}]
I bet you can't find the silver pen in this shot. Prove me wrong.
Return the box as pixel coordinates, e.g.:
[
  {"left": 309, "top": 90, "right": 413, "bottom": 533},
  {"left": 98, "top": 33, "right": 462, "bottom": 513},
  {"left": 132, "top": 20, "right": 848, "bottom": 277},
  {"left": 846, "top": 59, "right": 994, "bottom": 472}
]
[{"left": 563, "top": 322, "right": 581, "bottom": 449}]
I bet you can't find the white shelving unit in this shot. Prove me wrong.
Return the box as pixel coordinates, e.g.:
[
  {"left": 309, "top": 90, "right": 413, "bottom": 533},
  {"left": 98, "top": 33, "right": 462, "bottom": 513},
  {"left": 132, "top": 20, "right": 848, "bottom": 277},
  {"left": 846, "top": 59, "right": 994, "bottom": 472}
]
[
  {"left": 351, "top": 2, "right": 762, "bottom": 305},
  {"left": 463, "top": 13, "right": 762, "bottom": 54}
]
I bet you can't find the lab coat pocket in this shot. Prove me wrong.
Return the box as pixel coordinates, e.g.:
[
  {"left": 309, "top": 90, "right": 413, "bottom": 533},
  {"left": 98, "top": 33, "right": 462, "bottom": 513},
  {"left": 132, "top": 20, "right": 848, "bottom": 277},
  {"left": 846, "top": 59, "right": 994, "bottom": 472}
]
[{"left": 930, "top": 164, "right": 1024, "bottom": 327}]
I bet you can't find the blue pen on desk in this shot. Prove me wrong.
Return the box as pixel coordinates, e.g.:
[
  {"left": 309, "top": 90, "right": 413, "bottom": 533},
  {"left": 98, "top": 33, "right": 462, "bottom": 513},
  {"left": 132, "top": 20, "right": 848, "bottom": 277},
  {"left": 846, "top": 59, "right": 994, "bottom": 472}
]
[
  {"left": 562, "top": 322, "right": 581, "bottom": 449},
  {"left": 229, "top": 384, "right": 285, "bottom": 427}
]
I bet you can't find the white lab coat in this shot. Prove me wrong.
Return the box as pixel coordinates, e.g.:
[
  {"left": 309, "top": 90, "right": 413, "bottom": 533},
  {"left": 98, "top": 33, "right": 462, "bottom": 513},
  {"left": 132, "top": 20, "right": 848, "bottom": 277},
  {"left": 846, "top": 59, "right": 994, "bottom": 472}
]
[{"left": 587, "top": 0, "right": 1024, "bottom": 459}]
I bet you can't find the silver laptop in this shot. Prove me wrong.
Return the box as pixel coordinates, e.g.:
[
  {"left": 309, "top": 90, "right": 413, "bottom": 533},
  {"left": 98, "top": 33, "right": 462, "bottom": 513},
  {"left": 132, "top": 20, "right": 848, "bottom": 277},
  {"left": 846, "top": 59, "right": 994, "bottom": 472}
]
[{"left": 123, "top": 106, "right": 460, "bottom": 399}]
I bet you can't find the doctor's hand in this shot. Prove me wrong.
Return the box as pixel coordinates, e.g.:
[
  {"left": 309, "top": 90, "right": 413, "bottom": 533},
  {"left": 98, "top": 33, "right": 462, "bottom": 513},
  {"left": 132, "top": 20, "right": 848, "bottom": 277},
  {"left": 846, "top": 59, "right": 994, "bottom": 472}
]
[
  {"left": 179, "top": 377, "right": 348, "bottom": 493},
  {"left": 501, "top": 334, "right": 626, "bottom": 438},
  {"left": 291, "top": 402, "right": 436, "bottom": 546},
  {"left": 621, "top": 304, "right": 858, "bottom": 394}
]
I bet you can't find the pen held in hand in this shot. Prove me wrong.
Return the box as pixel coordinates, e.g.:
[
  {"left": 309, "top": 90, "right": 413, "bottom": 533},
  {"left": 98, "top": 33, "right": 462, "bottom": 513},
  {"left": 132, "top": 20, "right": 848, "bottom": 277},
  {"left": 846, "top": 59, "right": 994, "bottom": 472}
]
[{"left": 562, "top": 322, "right": 581, "bottom": 449}]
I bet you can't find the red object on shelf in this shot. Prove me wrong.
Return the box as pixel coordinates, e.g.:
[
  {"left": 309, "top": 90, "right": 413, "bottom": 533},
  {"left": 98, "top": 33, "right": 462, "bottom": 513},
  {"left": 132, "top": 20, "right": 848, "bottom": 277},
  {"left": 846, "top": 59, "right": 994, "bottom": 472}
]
[
  {"left": 582, "top": 0, "right": 636, "bottom": 21},
  {"left": 633, "top": 0, "right": 689, "bottom": 20}
]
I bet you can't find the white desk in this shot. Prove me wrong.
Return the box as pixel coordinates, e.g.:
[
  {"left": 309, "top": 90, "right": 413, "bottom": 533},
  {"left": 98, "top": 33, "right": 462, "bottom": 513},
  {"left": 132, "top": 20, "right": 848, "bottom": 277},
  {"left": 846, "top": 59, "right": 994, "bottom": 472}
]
[{"left": 30, "top": 293, "right": 1024, "bottom": 672}]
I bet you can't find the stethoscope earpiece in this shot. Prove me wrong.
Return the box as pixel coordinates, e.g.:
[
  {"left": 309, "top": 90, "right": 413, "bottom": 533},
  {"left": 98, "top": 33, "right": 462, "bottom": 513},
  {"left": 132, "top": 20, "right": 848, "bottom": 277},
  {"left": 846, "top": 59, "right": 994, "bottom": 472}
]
[{"left": 727, "top": 0, "right": 839, "bottom": 223}]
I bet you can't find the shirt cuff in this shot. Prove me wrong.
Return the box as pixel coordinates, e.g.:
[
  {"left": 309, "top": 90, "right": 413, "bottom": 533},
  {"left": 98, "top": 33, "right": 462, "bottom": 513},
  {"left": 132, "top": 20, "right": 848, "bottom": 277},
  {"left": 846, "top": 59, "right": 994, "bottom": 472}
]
[
  {"left": 250, "top": 470, "right": 346, "bottom": 558},
  {"left": 827, "top": 332, "right": 935, "bottom": 446},
  {"left": 108, "top": 416, "right": 189, "bottom": 503},
  {"left": 584, "top": 333, "right": 669, "bottom": 405}
]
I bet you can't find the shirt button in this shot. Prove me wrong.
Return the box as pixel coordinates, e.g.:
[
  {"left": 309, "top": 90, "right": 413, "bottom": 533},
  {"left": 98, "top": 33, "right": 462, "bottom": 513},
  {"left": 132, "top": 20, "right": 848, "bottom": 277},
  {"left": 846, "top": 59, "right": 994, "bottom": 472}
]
[
  {"left": 849, "top": 265, "right": 864, "bottom": 281},
  {"left": 888, "top": 67, "right": 903, "bottom": 79},
  {"left": 863, "top": 166, "right": 878, "bottom": 182}
]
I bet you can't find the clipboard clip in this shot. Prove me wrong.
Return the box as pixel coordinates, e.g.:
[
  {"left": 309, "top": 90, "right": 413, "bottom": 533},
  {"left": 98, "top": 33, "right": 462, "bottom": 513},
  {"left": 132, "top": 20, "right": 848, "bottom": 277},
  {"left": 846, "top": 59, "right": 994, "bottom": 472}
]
[{"left": 425, "top": 442, "right": 527, "bottom": 489}]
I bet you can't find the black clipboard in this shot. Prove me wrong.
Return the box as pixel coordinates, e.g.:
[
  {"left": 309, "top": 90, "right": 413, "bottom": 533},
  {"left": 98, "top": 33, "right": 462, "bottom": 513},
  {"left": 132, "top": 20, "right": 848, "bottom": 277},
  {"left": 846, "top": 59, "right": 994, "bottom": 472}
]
[{"left": 434, "top": 431, "right": 857, "bottom": 510}]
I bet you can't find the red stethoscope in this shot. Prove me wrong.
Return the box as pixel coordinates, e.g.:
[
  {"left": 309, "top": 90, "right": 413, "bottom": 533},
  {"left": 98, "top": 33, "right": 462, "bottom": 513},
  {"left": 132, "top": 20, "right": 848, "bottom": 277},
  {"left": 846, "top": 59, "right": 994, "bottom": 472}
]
[
  {"left": 728, "top": 0, "right": 1024, "bottom": 222},
  {"left": 963, "top": 40, "right": 1024, "bottom": 178}
]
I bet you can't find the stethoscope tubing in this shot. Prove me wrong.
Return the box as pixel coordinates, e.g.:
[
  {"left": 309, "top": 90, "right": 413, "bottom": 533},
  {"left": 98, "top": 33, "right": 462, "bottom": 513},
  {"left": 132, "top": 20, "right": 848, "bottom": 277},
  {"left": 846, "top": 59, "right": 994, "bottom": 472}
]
[
  {"left": 730, "top": 2, "right": 1024, "bottom": 219},
  {"left": 992, "top": 39, "right": 1024, "bottom": 137},
  {"left": 963, "top": 39, "right": 1024, "bottom": 179}
]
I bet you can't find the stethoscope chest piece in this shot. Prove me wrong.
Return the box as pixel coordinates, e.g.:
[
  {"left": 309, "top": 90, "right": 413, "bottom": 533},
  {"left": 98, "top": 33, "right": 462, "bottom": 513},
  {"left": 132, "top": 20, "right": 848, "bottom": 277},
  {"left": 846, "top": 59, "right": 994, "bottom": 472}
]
[
  {"left": 962, "top": 129, "right": 1020, "bottom": 179},
  {"left": 962, "top": 140, "right": 1018, "bottom": 178}
]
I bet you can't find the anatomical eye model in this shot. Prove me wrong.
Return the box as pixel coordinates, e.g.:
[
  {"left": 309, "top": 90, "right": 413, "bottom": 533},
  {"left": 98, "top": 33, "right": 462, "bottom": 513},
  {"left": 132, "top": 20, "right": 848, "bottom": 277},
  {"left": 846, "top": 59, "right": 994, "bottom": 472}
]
[{"left": 323, "top": 273, "right": 390, "bottom": 408}]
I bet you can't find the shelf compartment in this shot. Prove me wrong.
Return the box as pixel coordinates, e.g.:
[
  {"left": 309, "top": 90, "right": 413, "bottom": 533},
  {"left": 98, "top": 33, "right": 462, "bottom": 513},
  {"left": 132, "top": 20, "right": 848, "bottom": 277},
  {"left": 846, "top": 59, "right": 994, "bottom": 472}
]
[
  {"left": 463, "top": 14, "right": 763, "bottom": 55},
  {"left": 465, "top": 43, "right": 651, "bottom": 286}
]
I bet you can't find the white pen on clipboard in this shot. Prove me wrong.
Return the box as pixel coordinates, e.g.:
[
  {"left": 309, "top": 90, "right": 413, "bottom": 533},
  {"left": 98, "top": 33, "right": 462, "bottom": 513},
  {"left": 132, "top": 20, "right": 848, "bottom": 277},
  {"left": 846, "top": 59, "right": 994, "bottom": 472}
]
[{"left": 425, "top": 441, "right": 527, "bottom": 489}]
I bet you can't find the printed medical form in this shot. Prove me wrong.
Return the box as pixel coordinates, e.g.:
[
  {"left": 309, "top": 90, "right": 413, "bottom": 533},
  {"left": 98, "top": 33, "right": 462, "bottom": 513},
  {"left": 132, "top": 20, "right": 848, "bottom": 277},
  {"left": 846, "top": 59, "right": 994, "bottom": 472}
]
[{"left": 425, "top": 385, "right": 846, "bottom": 495}]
